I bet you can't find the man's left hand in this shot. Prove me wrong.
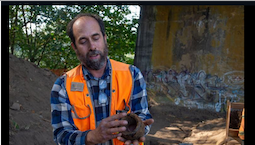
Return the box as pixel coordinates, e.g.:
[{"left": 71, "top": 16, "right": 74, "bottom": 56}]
[{"left": 117, "top": 118, "right": 154, "bottom": 145}]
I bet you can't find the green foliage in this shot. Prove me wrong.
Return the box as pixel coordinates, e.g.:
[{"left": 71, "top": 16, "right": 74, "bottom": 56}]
[
  {"left": 9, "top": 5, "right": 139, "bottom": 69},
  {"left": 11, "top": 120, "right": 19, "bottom": 130}
]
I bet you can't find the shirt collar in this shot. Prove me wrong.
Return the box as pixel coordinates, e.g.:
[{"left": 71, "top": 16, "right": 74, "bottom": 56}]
[{"left": 82, "top": 58, "right": 111, "bottom": 81}]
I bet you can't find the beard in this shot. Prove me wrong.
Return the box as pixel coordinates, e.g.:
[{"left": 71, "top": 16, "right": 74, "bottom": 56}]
[{"left": 76, "top": 44, "right": 108, "bottom": 70}]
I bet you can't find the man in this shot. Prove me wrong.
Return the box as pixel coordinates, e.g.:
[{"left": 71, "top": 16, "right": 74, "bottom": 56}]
[{"left": 51, "top": 13, "right": 154, "bottom": 145}]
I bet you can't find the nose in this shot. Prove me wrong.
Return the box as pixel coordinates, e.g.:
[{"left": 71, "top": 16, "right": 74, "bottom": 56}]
[{"left": 89, "top": 40, "right": 97, "bottom": 51}]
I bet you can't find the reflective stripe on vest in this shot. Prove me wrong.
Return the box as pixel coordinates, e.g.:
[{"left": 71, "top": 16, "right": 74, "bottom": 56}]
[{"left": 65, "top": 59, "right": 143, "bottom": 145}]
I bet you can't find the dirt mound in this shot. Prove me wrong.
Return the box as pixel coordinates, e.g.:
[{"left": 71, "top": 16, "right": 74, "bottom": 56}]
[{"left": 9, "top": 53, "right": 57, "bottom": 145}]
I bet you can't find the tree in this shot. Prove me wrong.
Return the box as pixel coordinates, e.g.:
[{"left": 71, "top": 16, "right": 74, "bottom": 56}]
[{"left": 9, "top": 5, "right": 139, "bottom": 69}]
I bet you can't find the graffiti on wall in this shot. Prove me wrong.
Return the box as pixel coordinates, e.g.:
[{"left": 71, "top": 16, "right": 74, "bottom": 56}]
[{"left": 143, "top": 68, "right": 244, "bottom": 112}]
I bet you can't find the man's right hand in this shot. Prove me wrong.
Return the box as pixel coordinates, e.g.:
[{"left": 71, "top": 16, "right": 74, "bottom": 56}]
[{"left": 85, "top": 112, "right": 128, "bottom": 145}]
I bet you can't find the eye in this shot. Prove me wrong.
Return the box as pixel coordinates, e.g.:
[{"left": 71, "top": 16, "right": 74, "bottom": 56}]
[
  {"left": 79, "top": 39, "right": 87, "bottom": 44},
  {"left": 93, "top": 35, "right": 100, "bottom": 41}
]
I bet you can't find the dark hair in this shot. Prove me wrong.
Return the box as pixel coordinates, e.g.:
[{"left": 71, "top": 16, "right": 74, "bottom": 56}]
[{"left": 66, "top": 13, "right": 105, "bottom": 46}]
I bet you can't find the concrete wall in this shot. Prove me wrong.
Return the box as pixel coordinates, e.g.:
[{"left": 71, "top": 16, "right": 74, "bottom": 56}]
[{"left": 135, "top": 5, "right": 244, "bottom": 112}]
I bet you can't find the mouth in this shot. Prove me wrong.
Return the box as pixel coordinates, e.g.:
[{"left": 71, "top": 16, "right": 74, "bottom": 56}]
[
  {"left": 87, "top": 50, "right": 103, "bottom": 61},
  {"left": 89, "top": 53, "right": 100, "bottom": 60}
]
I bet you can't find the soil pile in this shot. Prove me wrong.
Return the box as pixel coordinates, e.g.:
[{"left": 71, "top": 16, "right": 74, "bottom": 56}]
[{"left": 9, "top": 53, "right": 58, "bottom": 145}]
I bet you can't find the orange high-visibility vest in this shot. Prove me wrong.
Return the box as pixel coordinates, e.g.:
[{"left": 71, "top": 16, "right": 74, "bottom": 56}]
[
  {"left": 238, "top": 108, "right": 245, "bottom": 140},
  {"left": 65, "top": 59, "right": 143, "bottom": 145}
]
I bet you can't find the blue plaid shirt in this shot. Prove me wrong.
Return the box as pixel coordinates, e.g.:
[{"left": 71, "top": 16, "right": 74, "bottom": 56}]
[{"left": 51, "top": 59, "right": 152, "bottom": 145}]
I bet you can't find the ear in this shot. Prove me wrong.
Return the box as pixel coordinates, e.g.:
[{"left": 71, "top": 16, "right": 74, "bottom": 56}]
[
  {"left": 104, "top": 34, "right": 107, "bottom": 42},
  {"left": 71, "top": 42, "right": 77, "bottom": 51}
]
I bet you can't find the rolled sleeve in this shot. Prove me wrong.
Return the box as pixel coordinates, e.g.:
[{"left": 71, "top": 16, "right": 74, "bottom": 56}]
[{"left": 129, "top": 66, "right": 153, "bottom": 136}]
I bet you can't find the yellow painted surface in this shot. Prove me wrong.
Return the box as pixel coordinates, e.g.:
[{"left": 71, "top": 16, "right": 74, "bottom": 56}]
[
  {"left": 152, "top": 6, "right": 176, "bottom": 66},
  {"left": 151, "top": 5, "right": 244, "bottom": 76}
]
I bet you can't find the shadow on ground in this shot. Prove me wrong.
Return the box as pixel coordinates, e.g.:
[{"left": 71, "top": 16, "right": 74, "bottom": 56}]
[{"left": 145, "top": 102, "right": 227, "bottom": 145}]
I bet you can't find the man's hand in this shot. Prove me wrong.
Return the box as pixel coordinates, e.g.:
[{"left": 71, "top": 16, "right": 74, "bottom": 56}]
[
  {"left": 117, "top": 118, "right": 154, "bottom": 145},
  {"left": 86, "top": 113, "right": 128, "bottom": 145}
]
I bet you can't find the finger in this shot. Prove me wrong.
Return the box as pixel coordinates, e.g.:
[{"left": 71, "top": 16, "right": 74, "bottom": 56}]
[
  {"left": 124, "top": 140, "right": 132, "bottom": 145},
  {"left": 106, "top": 119, "right": 128, "bottom": 128},
  {"left": 106, "top": 126, "right": 126, "bottom": 134},
  {"left": 104, "top": 112, "right": 127, "bottom": 122},
  {"left": 143, "top": 118, "right": 154, "bottom": 126},
  {"left": 117, "top": 136, "right": 126, "bottom": 142},
  {"left": 139, "top": 136, "right": 146, "bottom": 142},
  {"left": 133, "top": 140, "right": 139, "bottom": 145},
  {"left": 109, "top": 133, "right": 122, "bottom": 139},
  {"left": 117, "top": 133, "right": 122, "bottom": 137}
]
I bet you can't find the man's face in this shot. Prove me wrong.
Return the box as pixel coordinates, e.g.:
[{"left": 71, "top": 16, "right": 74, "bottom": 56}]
[{"left": 71, "top": 16, "right": 108, "bottom": 70}]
